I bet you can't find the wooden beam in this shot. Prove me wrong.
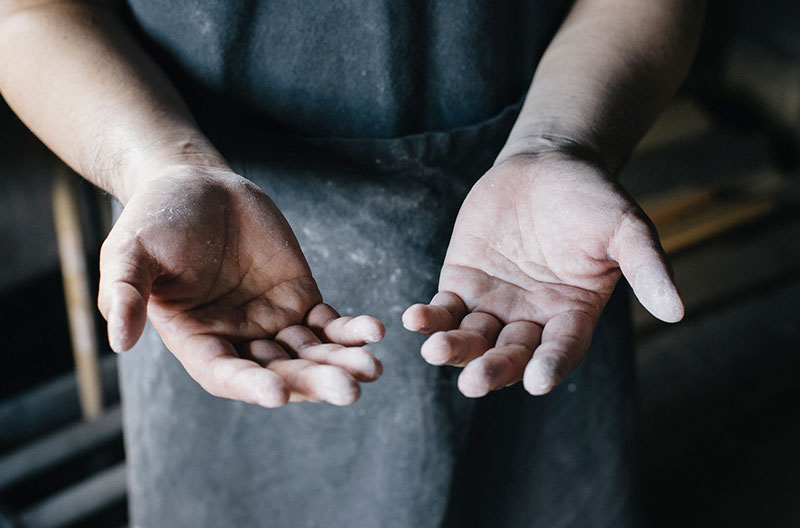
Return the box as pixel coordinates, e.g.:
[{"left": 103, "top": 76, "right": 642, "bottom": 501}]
[
  {"left": 51, "top": 166, "right": 103, "bottom": 420},
  {"left": 0, "top": 355, "right": 118, "bottom": 452},
  {"left": 0, "top": 407, "right": 121, "bottom": 491},
  {"left": 17, "top": 464, "right": 126, "bottom": 528}
]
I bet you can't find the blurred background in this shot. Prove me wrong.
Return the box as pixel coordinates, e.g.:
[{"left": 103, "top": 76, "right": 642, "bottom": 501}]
[{"left": 0, "top": 1, "right": 798, "bottom": 527}]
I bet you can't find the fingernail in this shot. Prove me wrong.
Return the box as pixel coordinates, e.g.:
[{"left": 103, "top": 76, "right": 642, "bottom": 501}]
[
  {"left": 319, "top": 369, "right": 360, "bottom": 406},
  {"left": 108, "top": 312, "right": 126, "bottom": 353},
  {"left": 525, "top": 373, "right": 552, "bottom": 394},
  {"left": 458, "top": 368, "right": 490, "bottom": 398},
  {"left": 524, "top": 360, "right": 557, "bottom": 395},
  {"left": 256, "top": 386, "right": 288, "bottom": 409},
  {"left": 109, "top": 333, "right": 123, "bottom": 353},
  {"left": 354, "top": 317, "right": 384, "bottom": 343}
]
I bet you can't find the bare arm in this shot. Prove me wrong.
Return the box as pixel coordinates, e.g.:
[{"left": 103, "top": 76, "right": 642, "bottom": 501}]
[
  {"left": 405, "top": 0, "right": 705, "bottom": 397},
  {"left": 499, "top": 0, "right": 705, "bottom": 170},
  {"left": 0, "top": 0, "right": 385, "bottom": 407},
  {"left": 0, "top": 0, "right": 225, "bottom": 202}
]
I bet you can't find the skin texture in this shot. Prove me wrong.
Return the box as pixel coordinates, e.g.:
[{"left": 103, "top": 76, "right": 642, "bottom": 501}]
[
  {"left": 403, "top": 154, "right": 682, "bottom": 396},
  {"left": 99, "top": 169, "right": 384, "bottom": 406},
  {"left": 403, "top": 0, "right": 704, "bottom": 396},
  {"left": 0, "top": 1, "right": 384, "bottom": 407},
  {"left": 0, "top": 0, "right": 704, "bottom": 405}
]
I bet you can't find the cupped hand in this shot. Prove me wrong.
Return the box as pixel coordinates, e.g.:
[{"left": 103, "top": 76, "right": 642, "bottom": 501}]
[
  {"left": 98, "top": 169, "right": 384, "bottom": 407},
  {"left": 403, "top": 153, "right": 683, "bottom": 397}
]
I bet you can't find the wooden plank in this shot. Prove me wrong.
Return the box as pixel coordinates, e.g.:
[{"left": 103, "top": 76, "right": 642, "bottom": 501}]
[
  {"left": 0, "top": 355, "right": 118, "bottom": 452},
  {"left": 632, "top": 211, "right": 800, "bottom": 335},
  {"left": 0, "top": 407, "right": 121, "bottom": 491},
  {"left": 639, "top": 168, "right": 792, "bottom": 255},
  {"left": 657, "top": 198, "right": 776, "bottom": 254},
  {"left": 51, "top": 166, "right": 103, "bottom": 420},
  {"left": 640, "top": 186, "right": 716, "bottom": 227},
  {"left": 17, "top": 464, "right": 126, "bottom": 528},
  {"left": 635, "top": 99, "right": 714, "bottom": 154}
]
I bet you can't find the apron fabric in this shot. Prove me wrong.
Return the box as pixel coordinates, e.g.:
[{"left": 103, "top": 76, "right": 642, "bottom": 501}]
[
  {"left": 123, "top": 0, "right": 572, "bottom": 138},
  {"left": 120, "top": 106, "right": 643, "bottom": 528},
  {"left": 119, "top": 2, "right": 644, "bottom": 526}
]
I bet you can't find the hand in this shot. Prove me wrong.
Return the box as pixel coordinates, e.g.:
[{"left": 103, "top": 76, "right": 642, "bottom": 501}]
[
  {"left": 98, "top": 169, "right": 384, "bottom": 407},
  {"left": 403, "top": 153, "right": 682, "bottom": 397}
]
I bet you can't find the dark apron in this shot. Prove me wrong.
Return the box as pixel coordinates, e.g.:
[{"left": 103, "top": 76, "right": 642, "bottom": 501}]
[{"left": 119, "top": 101, "right": 643, "bottom": 528}]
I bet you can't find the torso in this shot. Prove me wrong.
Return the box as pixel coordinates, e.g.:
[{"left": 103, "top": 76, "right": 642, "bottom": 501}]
[
  {"left": 124, "top": 0, "right": 571, "bottom": 138},
  {"left": 117, "top": 4, "right": 644, "bottom": 527}
]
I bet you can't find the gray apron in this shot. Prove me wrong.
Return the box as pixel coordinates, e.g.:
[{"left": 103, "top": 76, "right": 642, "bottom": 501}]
[{"left": 120, "top": 100, "right": 643, "bottom": 527}]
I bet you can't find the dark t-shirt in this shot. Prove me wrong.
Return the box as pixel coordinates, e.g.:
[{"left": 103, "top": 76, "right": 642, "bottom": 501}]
[{"left": 125, "top": 0, "right": 571, "bottom": 138}]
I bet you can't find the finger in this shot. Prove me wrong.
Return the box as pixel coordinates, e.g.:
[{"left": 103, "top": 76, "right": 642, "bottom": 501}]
[
  {"left": 402, "top": 291, "right": 468, "bottom": 335},
  {"left": 610, "top": 213, "right": 684, "bottom": 323},
  {"left": 98, "top": 234, "right": 157, "bottom": 352},
  {"left": 274, "top": 324, "right": 321, "bottom": 355},
  {"left": 305, "top": 303, "right": 385, "bottom": 345},
  {"left": 523, "top": 311, "right": 595, "bottom": 396},
  {"left": 177, "top": 335, "right": 289, "bottom": 408},
  {"left": 300, "top": 346, "right": 382, "bottom": 382},
  {"left": 420, "top": 312, "right": 502, "bottom": 366},
  {"left": 242, "top": 339, "right": 359, "bottom": 405},
  {"left": 240, "top": 338, "right": 291, "bottom": 365},
  {"left": 275, "top": 325, "right": 381, "bottom": 382},
  {"left": 277, "top": 362, "right": 360, "bottom": 406},
  {"left": 457, "top": 321, "right": 543, "bottom": 397}
]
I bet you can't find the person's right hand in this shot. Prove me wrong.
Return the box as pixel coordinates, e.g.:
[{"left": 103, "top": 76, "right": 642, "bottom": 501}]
[{"left": 97, "top": 168, "right": 385, "bottom": 408}]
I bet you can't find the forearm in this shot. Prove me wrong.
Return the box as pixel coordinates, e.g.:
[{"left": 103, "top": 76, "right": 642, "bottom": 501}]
[
  {"left": 498, "top": 0, "right": 705, "bottom": 172},
  {"left": 0, "top": 0, "right": 227, "bottom": 203}
]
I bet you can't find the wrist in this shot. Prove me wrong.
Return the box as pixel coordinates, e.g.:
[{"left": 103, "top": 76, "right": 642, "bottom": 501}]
[
  {"left": 109, "top": 133, "right": 231, "bottom": 204},
  {"left": 495, "top": 131, "right": 611, "bottom": 173}
]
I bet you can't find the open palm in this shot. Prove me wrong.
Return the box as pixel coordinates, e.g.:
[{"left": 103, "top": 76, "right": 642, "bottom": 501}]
[
  {"left": 99, "top": 170, "right": 384, "bottom": 407},
  {"left": 403, "top": 154, "right": 683, "bottom": 397}
]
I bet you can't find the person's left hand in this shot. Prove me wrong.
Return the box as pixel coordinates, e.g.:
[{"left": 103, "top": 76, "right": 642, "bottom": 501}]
[{"left": 403, "top": 152, "right": 683, "bottom": 397}]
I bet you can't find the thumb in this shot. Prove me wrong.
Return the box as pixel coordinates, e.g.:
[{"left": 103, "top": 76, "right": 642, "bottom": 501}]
[
  {"left": 98, "top": 233, "right": 157, "bottom": 352},
  {"left": 610, "top": 212, "right": 684, "bottom": 323}
]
